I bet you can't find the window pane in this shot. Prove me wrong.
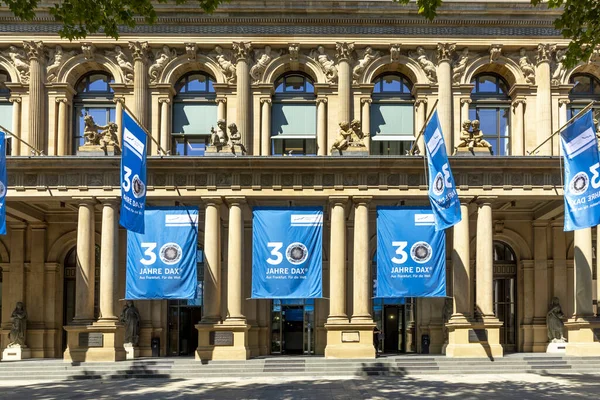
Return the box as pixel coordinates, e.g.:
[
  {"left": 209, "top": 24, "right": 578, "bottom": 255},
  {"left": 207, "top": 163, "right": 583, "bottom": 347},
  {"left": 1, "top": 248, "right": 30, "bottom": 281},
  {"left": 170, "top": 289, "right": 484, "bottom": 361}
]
[
  {"left": 87, "top": 74, "right": 110, "bottom": 92},
  {"left": 275, "top": 81, "right": 284, "bottom": 93},
  {"left": 173, "top": 138, "right": 185, "bottom": 156},
  {"left": 172, "top": 103, "right": 217, "bottom": 135},
  {"left": 485, "top": 137, "right": 498, "bottom": 155},
  {"left": 478, "top": 108, "right": 498, "bottom": 135},
  {"left": 477, "top": 76, "right": 498, "bottom": 93},
  {"left": 499, "top": 136, "right": 510, "bottom": 156},
  {"left": 572, "top": 76, "right": 592, "bottom": 94},
  {"left": 186, "top": 140, "right": 206, "bottom": 156},
  {"left": 187, "top": 74, "right": 207, "bottom": 92},
  {"left": 0, "top": 103, "right": 12, "bottom": 131},
  {"left": 305, "top": 80, "right": 314, "bottom": 93},
  {"left": 285, "top": 76, "right": 305, "bottom": 92},
  {"left": 381, "top": 75, "right": 402, "bottom": 92},
  {"left": 271, "top": 103, "right": 317, "bottom": 136},
  {"left": 283, "top": 139, "right": 304, "bottom": 155},
  {"left": 371, "top": 103, "right": 414, "bottom": 136}
]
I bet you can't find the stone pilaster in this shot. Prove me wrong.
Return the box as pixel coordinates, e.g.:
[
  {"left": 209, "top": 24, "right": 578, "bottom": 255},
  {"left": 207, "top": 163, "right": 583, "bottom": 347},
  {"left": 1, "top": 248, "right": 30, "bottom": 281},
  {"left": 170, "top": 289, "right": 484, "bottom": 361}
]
[
  {"left": 552, "top": 223, "right": 568, "bottom": 313},
  {"left": 317, "top": 98, "right": 328, "bottom": 156},
  {"left": 360, "top": 99, "right": 371, "bottom": 153},
  {"left": 260, "top": 98, "right": 271, "bottom": 156},
  {"left": 460, "top": 98, "right": 471, "bottom": 128},
  {"left": 158, "top": 98, "right": 171, "bottom": 154},
  {"left": 129, "top": 41, "right": 150, "bottom": 130},
  {"left": 535, "top": 43, "right": 554, "bottom": 155},
  {"left": 9, "top": 97, "right": 21, "bottom": 155},
  {"left": 437, "top": 43, "right": 455, "bottom": 153},
  {"left": 24, "top": 41, "right": 45, "bottom": 153},
  {"left": 56, "top": 98, "right": 68, "bottom": 156},
  {"left": 73, "top": 198, "right": 96, "bottom": 324},
  {"left": 113, "top": 97, "right": 125, "bottom": 146},
  {"left": 98, "top": 199, "right": 119, "bottom": 322},
  {"left": 233, "top": 42, "right": 252, "bottom": 152},
  {"left": 512, "top": 99, "right": 526, "bottom": 156},
  {"left": 415, "top": 99, "right": 427, "bottom": 153},
  {"left": 336, "top": 42, "right": 354, "bottom": 124},
  {"left": 565, "top": 227, "right": 600, "bottom": 356},
  {"left": 558, "top": 99, "right": 570, "bottom": 128}
]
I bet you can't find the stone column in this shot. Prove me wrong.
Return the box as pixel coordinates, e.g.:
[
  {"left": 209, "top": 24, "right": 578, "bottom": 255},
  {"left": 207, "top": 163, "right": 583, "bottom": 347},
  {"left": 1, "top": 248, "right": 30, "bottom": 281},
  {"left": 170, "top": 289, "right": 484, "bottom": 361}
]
[
  {"left": 98, "top": 199, "right": 119, "bottom": 322},
  {"left": 24, "top": 41, "right": 45, "bottom": 152},
  {"left": 558, "top": 99, "right": 570, "bottom": 128},
  {"left": 451, "top": 203, "right": 471, "bottom": 319},
  {"left": 317, "top": 98, "right": 328, "bottom": 156},
  {"left": 360, "top": 99, "right": 371, "bottom": 153},
  {"left": 260, "top": 98, "right": 271, "bottom": 156},
  {"left": 460, "top": 99, "right": 471, "bottom": 127},
  {"left": 9, "top": 97, "right": 21, "bottom": 155},
  {"left": 129, "top": 41, "right": 150, "bottom": 130},
  {"left": 512, "top": 99, "right": 526, "bottom": 156},
  {"left": 73, "top": 198, "right": 96, "bottom": 324},
  {"left": 536, "top": 44, "right": 554, "bottom": 155},
  {"left": 56, "top": 98, "right": 69, "bottom": 156},
  {"left": 202, "top": 197, "right": 222, "bottom": 323},
  {"left": 573, "top": 228, "right": 594, "bottom": 318},
  {"left": 336, "top": 42, "right": 354, "bottom": 124},
  {"left": 159, "top": 98, "right": 171, "bottom": 154},
  {"left": 225, "top": 197, "right": 245, "bottom": 322},
  {"left": 328, "top": 197, "right": 348, "bottom": 322},
  {"left": 114, "top": 97, "right": 125, "bottom": 146},
  {"left": 233, "top": 42, "right": 252, "bottom": 152},
  {"left": 415, "top": 99, "right": 427, "bottom": 153},
  {"left": 437, "top": 43, "right": 456, "bottom": 153},
  {"left": 352, "top": 197, "right": 371, "bottom": 322},
  {"left": 216, "top": 97, "right": 227, "bottom": 122},
  {"left": 552, "top": 223, "right": 567, "bottom": 312},
  {"left": 475, "top": 201, "right": 494, "bottom": 318}
]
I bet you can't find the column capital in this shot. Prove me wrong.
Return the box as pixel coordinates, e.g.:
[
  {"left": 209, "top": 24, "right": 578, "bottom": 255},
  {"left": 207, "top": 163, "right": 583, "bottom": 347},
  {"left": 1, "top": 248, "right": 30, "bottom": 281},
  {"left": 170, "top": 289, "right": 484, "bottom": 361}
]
[
  {"left": 360, "top": 98, "right": 372, "bottom": 105},
  {"left": 335, "top": 42, "right": 355, "bottom": 62},
  {"left": 437, "top": 42, "right": 456, "bottom": 63},
  {"left": 216, "top": 97, "right": 227, "bottom": 105},
  {"left": 512, "top": 98, "right": 527, "bottom": 108},
  {"left": 536, "top": 43, "right": 556, "bottom": 66},
  {"left": 458, "top": 196, "right": 475, "bottom": 205},
  {"left": 260, "top": 98, "right": 272, "bottom": 105},
  {"left": 129, "top": 41, "right": 150, "bottom": 62},
  {"left": 476, "top": 196, "right": 496, "bottom": 207},
  {"left": 329, "top": 196, "right": 349, "bottom": 207},
  {"left": 316, "top": 97, "right": 328, "bottom": 105},
  {"left": 460, "top": 98, "right": 472, "bottom": 105},
  {"left": 232, "top": 41, "right": 252, "bottom": 62},
  {"left": 558, "top": 98, "right": 571, "bottom": 106},
  {"left": 415, "top": 98, "right": 428, "bottom": 107},
  {"left": 158, "top": 97, "right": 171, "bottom": 104},
  {"left": 23, "top": 40, "right": 44, "bottom": 61},
  {"left": 74, "top": 197, "right": 97, "bottom": 206},
  {"left": 113, "top": 97, "right": 125, "bottom": 105},
  {"left": 202, "top": 196, "right": 223, "bottom": 206},
  {"left": 352, "top": 196, "right": 372, "bottom": 206},
  {"left": 55, "top": 97, "right": 68, "bottom": 104},
  {"left": 225, "top": 196, "right": 246, "bottom": 207},
  {"left": 9, "top": 97, "right": 21, "bottom": 104},
  {"left": 97, "top": 197, "right": 120, "bottom": 206}
]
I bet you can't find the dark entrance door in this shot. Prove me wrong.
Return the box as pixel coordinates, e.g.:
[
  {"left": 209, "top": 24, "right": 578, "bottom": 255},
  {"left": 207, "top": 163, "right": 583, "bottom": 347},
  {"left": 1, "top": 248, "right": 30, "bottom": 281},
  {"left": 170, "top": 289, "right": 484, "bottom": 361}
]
[
  {"left": 271, "top": 299, "right": 315, "bottom": 355},
  {"left": 168, "top": 303, "right": 202, "bottom": 356},
  {"left": 374, "top": 299, "right": 416, "bottom": 354},
  {"left": 282, "top": 306, "right": 304, "bottom": 354},
  {"left": 384, "top": 306, "right": 401, "bottom": 353}
]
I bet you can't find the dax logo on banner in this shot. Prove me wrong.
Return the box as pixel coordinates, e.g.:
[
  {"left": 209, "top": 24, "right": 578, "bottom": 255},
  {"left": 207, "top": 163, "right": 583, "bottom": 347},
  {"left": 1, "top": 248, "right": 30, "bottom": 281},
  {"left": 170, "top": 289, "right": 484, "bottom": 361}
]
[
  {"left": 126, "top": 207, "right": 198, "bottom": 300},
  {"left": 120, "top": 110, "right": 147, "bottom": 234},
  {"left": 423, "top": 110, "right": 461, "bottom": 231},
  {"left": 560, "top": 109, "right": 600, "bottom": 231},
  {"left": 0, "top": 130, "right": 6, "bottom": 235},
  {"left": 377, "top": 207, "right": 446, "bottom": 298},
  {"left": 252, "top": 207, "right": 323, "bottom": 299}
]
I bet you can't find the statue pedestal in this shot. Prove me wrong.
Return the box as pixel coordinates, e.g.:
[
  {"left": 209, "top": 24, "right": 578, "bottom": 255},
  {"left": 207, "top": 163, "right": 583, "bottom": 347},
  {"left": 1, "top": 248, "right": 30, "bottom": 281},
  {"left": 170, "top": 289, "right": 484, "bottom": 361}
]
[
  {"left": 324, "top": 321, "right": 376, "bottom": 359},
  {"left": 2, "top": 345, "right": 31, "bottom": 361},
  {"left": 546, "top": 341, "right": 567, "bottom": 354},
  {"left": 205, "top": 144, "right": 245, "bottom": 156},
  {"left": 331, "top": 145, "right": 369, "bottom": 157},
  {"left": 124, "top": 343, "right": 140, "bottom": 360},
  {"left": 64, "top": 322, "right": 126, "bottom": 362},
  {"left": 77, "top": 145, "right": 120, "bottom": 156},
  {"left": 453, "top": 147, "right": 492, "bottom": 157},
  {"left": 564, "top": 318, "right": 600, "bottom": 356}
]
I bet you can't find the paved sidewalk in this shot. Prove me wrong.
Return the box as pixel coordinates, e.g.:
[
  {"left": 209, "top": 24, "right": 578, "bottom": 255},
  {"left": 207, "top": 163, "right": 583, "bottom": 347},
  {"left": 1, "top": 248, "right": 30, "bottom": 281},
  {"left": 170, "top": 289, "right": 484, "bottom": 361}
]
[{"left": 0, "top": 372, "right": 599, "bottom": 399}]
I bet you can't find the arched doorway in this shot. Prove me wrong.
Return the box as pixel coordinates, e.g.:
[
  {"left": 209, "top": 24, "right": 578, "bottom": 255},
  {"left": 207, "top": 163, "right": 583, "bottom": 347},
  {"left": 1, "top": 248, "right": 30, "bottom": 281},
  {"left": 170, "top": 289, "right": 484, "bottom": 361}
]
[{"left": 493, "top": 241, "right": 517, "bottom": 352}]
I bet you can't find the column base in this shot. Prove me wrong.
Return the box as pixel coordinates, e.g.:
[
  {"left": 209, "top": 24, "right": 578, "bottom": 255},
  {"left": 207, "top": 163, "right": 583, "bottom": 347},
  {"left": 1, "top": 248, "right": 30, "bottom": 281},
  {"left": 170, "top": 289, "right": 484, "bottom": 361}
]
[
  {"left": 445, "top": 317, "right": 503, "bottom": 358},
  {"left": 324, "top": 322, "right": 376, "bottom": 359},
  {"left": 63, "top": 322, "right": 126, "bottom": 362},
  {"left": 195, "top": 322, "right": 250, "bottom": 361},
  {"left": 565, "top": 318, "right": 600, "bottom": 356}
]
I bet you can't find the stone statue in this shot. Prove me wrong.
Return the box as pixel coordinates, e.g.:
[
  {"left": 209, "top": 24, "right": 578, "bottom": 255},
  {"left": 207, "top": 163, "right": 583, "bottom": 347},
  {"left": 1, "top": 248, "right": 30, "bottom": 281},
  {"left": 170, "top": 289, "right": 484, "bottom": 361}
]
[
  {"left": 250, "top": 46, "right": 279, "bottom": 84},
  {"left": 452, "top": 48, "right": 470, "bottom": 84},
  {"left": 100, "top": 122, "right": 121, "bottom": 155},
  {"left": 353, "top": 46, "right": 380, "bottom": 83},
  {"left": 120, "top": 300, "right": 141, "bottom": 346},
  {"left": 330, "top": 121, "right": 351, "bottom": 153},
  {"left": 210, "top": 119, "right": 229, "bottom": 146},
  {"left": 106, "top": 46, "right": 134, "bottom": 83},
  {"left": 312, "top": 46, "right": 338, "bottom": 83},
  {"left": 3, "top": 46, "right": 30, "bottom": 83},
  {"left": 551, "top": 49, "right": 567, "bottom": 86},
  {"left": 471, "top": 120, "right": 494, "bottom": 155},
  {"left": 8, "top": 302, "right": 27, "bottom": 347},
  {"left": 411, "top": 47, "right": 437, "bottom": 83},
  {"left": 349, "top": 119, "right": 367, "bottom": 147},
  {"left": 453, "top": 119, "right": 473, "bottom": 155},
  {"left": 82, "top": 114, "right": 107, "bottom": 146},
  {"left": 517, "top": 48, "right": 535, "bottom": 85},
  {"left": 228, "top": 123, "right": 247, "bottom": 155},
  {"left": 547, "top": 297, "right": 566, "bottom": 342},
  {"left": 149, "top": 45, "right": 177, "bottom": 83},
  {"left": 46, "top": 45, "right": 76, "bottom": 82},
  {"left": 213, "top": 46, "right": 237, "bottom": 84}
]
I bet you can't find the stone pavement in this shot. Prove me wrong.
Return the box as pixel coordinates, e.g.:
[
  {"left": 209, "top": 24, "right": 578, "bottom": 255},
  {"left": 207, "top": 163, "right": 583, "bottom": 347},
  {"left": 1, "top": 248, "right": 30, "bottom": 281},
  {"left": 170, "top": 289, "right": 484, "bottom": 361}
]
[{"left": 0, "top": 372, "right": 599, "bottom": 400}]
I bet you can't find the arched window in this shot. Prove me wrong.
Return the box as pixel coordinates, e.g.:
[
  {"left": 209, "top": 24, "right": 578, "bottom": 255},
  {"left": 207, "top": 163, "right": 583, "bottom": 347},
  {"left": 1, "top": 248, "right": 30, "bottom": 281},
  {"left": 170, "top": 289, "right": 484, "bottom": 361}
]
[
  {"left": 370, "top": 74, "right": 414, "bottom": 155},
  {"left": 568, "top": 73, "right": 600, "bottom": 119},
  {"left": 0, "top": 71, "right": 12, "bottom": 154},
  {"left": 271, "top": 73, "right": 317, "bottom": 156},
  {"left": 172, "top": 72, "right": 217, "bottom": 156},
  {"left": 492, "top": 241, "right": 517, "bottom": 352},
  {"left": 73, "top": 72, "right": 115, "bottom": 154},
  {"left": 469, "top": 74, "right": 511, "bottom": 155}
]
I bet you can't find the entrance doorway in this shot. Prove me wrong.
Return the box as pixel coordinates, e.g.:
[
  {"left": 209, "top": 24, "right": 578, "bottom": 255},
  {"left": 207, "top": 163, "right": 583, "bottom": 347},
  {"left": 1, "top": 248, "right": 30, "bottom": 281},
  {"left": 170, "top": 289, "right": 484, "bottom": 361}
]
[
  {"left": 493, "top": 241, "right": 517, "bottom": 353},
  {"left": 271, "top": 299, "right": 315, "bottom": 355},
  {"left": 373, "top": 298, "right": 416, "bottom": 353},
  {"left": 167, "top": 302, "right": 202, "bottom": 356}
]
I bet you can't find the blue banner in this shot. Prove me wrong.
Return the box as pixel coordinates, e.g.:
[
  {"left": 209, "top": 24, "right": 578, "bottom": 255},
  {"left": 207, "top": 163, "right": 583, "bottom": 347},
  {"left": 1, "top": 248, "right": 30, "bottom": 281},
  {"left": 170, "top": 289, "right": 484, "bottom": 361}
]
[
  {"left": 377, "top": 207, "right": 446, "bottom": 298},
  {"left": 424, "top": 111, "right": 461, "bottom": 231},
  {"left": 120, "top": 110, "right": 147, "bottom": 234},
  {"left": 561, "top": 110, "right": 600, "bottom": 231},
  {"left": 0, "top": 131, "right": 6, "bottom": 235},
  {"left": 126, "top": 207, "right": 198, "bottom": 299},
  {"left": 252, "top": 207, "right": 323, "bottom": 299}
]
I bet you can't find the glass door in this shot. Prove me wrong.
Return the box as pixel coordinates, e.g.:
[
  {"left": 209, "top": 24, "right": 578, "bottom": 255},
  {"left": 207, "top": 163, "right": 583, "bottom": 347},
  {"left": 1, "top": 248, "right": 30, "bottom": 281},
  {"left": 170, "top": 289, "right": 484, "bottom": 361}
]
[{"left": 271, "top": 299, "right": 315, "bottom": 355}]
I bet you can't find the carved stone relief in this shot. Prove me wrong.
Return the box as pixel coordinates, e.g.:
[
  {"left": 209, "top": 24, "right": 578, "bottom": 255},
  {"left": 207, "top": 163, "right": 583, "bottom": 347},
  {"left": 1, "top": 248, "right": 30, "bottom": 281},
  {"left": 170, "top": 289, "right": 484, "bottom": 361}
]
[
  {"left": 551, "top": 48, "right": 567, "bottom": 86},
  {"left": 390, "top": 44, "right": 401, "bottom": 63},
  {"left": 536, "top": 43, "right": 556, "bottom": 65},
  {"left": 512, "top": 48, "right": 536, "bottom": 85},
  {"left": 2, "top": 45, "right": 30, "bottom": 83},
  {"left": 452, "top": 47, "right": 471, "bottom": 84},
  {"left": 128, "top": 41, "right": 150, "bottom": 62},
  {"left": 46, "top": 45, "right": 76, "bottom": 82},
  {"left": 81, "top": 42, "right": 95, "bottom": 60},
  {"left": 409, "top": 47, "right": 437, "bottom": 83},
  {"left": 185, "top": 42, "right": 197, "bottom": 61},
  {"left": 212, "top": 45, "right": 237, "bottom": 84},
  {"left": 309, "top": 46, "right": 338, "bottom": 83},
  {"left": 232, "top": 41, "right": 252, "bottom": 62},
  {"left": 149, "top": 45, "right": 177, "bottom": 83},
  {"left": 288, "top": 43, "right": 299, "bottom": 63},
  {"left": 250, "top": 46, "right": 281, "bottom": 84},
  {"left": 106, "top": 46, "right": 134, "bottom": 83},
  {"left": 335, "top": 42, "right": 355, "bottom": 61},
  {"left": 437, "top": 42, "right": 456, "bottom": 63},
  {"left": 352, "top": 46, "right": 380, "bottom": 83},
  {"left": 489, "top": 44, "right": 502, "bottom": 63}
]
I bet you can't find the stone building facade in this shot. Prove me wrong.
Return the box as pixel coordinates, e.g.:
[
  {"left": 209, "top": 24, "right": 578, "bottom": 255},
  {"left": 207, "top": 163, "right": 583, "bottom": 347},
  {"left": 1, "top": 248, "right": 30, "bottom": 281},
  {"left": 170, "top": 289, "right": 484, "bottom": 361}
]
[{"left": 0, "top": 0, "right": 599, "bottom": 361}]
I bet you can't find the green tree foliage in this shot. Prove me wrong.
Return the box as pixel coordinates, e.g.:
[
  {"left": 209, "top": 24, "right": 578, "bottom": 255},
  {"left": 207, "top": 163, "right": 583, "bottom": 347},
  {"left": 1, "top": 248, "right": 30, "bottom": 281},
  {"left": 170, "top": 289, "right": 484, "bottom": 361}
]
[{"left": 395, "top": 0, "right": 600, "bottom": 68}]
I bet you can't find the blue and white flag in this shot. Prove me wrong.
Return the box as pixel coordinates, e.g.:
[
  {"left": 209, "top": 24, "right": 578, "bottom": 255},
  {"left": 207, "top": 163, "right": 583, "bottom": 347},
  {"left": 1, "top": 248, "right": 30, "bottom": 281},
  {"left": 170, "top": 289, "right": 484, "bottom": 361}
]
[
  {"left": 376, "top": 207, "right": 446, "bottom": 298},
  {"left": 252, "top": 207, "right": 323, "bottom": 299},
  {"left": 126, "top": 207, "right": 198, "bottom": 299},
  {"left": 120, "top": 110, "right": 147, "bottom": 234},
  {"left": 423, "top": 111, "right": 461, "bottom": 231},
  {"left": 0, "top": 130, "right": 6, "bottom": 235},
  {"left": 561, "top": 109, "right": 600, "bottom": 231}
]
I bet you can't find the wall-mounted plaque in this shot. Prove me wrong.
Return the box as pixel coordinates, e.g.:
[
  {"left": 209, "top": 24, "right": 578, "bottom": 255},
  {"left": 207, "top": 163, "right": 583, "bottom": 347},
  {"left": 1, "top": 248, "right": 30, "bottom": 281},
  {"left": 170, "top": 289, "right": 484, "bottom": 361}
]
[
  {"left": 79, "top": 332, "right": 104, "bottom": 347},
  {"left": 341, "top": 331, "right": 360, "bottom": 343},
  {"left": 210, "top": 331, "right": 234, "bottom": 346},
  {"left": 468, "top": 329, "right": 488, "bottom": 343}
]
